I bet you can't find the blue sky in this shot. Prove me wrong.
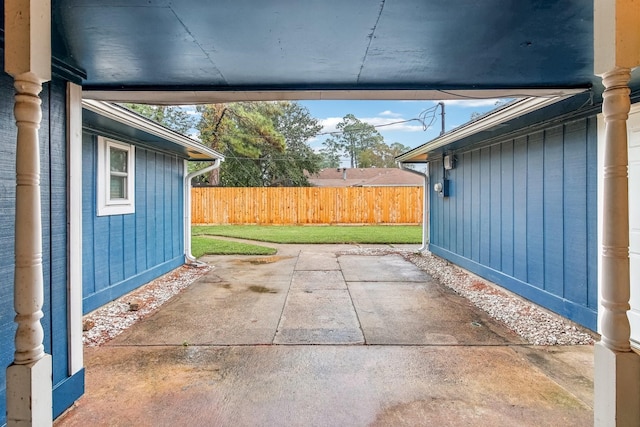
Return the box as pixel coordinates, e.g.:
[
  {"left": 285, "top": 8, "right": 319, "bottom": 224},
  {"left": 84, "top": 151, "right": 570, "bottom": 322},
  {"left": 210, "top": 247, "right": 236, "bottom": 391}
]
[{"left": 298, "top": 99, "right": 506, "bottom": 152}]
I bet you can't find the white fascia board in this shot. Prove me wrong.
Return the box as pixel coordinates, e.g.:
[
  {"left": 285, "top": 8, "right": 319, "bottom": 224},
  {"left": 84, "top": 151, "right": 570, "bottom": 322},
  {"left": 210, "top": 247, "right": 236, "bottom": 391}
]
[
  {"left": 396, "top": 95, "right": 575, "bottom": 162},
  {"left": 82, "top": 88, "right": 586, "bottom": 105},
  {"left": 81, "top": 99, "right": 224, "bottom": 161}
]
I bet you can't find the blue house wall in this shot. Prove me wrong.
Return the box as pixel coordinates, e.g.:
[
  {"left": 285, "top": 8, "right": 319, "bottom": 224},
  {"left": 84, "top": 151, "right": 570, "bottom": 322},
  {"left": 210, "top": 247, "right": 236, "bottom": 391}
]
[
  {"left": 81, "top": 132, "right": 185, "bottom": 314},
  {"left": 0, "top": 56, "right": 84, "bottom": 425},
  {"left": 429, "top": 116, "right": 598, "bottom": 330}
]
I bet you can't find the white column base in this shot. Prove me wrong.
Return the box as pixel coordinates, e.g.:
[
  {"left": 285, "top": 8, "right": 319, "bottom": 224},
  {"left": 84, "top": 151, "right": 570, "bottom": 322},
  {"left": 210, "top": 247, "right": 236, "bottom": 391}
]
[
  {"left": 6, "top": 355, "right": 52, "bottom": 427},
  {"left": 594, "top": 342, "right": 640, "bottom": 426}
]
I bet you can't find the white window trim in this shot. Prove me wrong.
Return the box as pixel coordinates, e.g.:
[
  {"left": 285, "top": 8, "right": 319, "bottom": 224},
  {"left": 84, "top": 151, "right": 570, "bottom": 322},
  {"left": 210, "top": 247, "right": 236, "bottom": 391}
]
[{"left": 97, "top": 136, "right": 135, "bottom": 216}]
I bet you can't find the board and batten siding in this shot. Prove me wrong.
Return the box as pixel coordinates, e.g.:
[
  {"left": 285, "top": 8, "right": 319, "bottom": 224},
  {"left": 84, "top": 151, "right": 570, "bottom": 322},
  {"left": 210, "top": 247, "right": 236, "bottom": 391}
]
[
  {"left": 82, "top": 133, "right": 185, "bottom": 314},
  {"left": 429, "top": 117, "right": 598, "bottom": 330}
]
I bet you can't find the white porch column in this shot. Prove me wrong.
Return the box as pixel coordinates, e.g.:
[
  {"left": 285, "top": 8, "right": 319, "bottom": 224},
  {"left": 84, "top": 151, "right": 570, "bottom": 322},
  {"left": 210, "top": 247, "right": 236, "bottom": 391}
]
[
  {"left": 595, "top": 67, "right": 640, "bottom": 427},
  {"left": 4, "top": 0, "right": 53, "bottom": 426},
  {"left": 594, "top": 1, "right": 640, "bottom": 426}
]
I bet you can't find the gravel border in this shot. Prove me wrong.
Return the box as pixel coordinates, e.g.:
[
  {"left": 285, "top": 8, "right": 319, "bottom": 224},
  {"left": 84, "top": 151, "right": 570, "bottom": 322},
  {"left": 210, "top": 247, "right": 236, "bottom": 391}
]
[
  {"left": 82, "top": 264, "right": 211, "bottom": 347},
  {"left": 83, "top": 248, "right": 597, "bottom": 348},
  {"left": 342, "top": 247, "right": 597, "bottom": 346}
]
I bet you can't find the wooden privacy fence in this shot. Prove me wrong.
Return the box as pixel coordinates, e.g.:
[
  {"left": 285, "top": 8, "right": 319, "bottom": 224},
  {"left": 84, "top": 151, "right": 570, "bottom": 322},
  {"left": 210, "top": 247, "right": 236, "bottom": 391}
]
[{"left": 191, "top": 186, "right": 423, "bottom": 225}]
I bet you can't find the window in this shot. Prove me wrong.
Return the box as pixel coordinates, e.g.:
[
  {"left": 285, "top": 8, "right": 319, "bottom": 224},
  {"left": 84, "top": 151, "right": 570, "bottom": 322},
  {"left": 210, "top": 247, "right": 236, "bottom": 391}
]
[{"left": 97, "top": 136, "right": 135, "bottom": 216}]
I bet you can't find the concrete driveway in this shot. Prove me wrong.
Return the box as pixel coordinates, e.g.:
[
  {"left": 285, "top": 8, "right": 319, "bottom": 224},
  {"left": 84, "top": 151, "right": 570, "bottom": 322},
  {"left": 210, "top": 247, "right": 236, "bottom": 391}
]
[{"left": 56, "top": 244, "right": 594, "bottom": 426}]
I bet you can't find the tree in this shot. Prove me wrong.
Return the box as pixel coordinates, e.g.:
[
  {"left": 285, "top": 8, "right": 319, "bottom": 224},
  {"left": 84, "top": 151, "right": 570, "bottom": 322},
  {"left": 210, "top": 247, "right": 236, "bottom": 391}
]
[
  {"left": 359, "top": 141, "right": 412, "bottom": 168},
  {"left": 271, "top": 102, "right": 323, "bottom": 186},
  {"left": 122, "top": 101, "right": 323, "bottom": 187},
  {"left": 323, "top": 114, "right": 383, "bottom": 168},
  {"left": 319, "top": 142, "right": 341, "bottom": 168},
  {"left": 196, "top": 101, "right": 322, "bottom": 187},
  {"left": 122, "top": 104, "right": 195, "bottom": 134},
  {"left": 201, "top": 102, "right": 285, "bottom": 187}
]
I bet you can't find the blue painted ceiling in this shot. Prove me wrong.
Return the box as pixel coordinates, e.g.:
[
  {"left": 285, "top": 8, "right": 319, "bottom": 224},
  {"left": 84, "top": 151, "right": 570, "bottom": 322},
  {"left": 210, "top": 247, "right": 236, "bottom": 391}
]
[{"left": 49, "top": 0, "right": 602, "bottom": 94}]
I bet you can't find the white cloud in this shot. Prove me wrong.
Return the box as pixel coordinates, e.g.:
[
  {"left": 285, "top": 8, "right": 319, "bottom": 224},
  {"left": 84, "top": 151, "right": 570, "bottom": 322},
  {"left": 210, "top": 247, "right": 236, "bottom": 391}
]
[
  {"left": 398, "top": 98, "right": 509, "bottom": 108},
  {"left": 379, "top": 110, "right": 403, "bottom": 118},
  {"left": 318, "top": 117, "right": 344, "bottom": 134},
  {"left": 318, "top": 115, "right": 426, "bottom": 135},
  {"left": 442, "top": 98, "right": 507, "bottom": 108},
  {"left": 361, "top": 117, "right": 424, "bottom": 132}
]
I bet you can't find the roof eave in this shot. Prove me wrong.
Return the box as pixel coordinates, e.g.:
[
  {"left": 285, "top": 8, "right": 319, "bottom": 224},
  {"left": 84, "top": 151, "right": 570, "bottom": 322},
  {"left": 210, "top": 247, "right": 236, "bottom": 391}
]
[
  {"left": 395, "top": 95, "right": 581, "bottom": 163},
  {"left": 81, "top": 99, "right": 224, "bottom": 161}
]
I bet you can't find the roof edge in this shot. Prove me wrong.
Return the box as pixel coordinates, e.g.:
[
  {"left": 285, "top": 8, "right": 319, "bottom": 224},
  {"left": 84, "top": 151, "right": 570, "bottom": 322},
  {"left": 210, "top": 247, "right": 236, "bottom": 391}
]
[
  {"left": 82, "top": 88, "right": 587, "bottom": 105},
  {"left": 81, "top": 99, "right": 224, "bottom": 161},
  {"left": 396, "top": 95, "right": 580, "bottom": 162}
]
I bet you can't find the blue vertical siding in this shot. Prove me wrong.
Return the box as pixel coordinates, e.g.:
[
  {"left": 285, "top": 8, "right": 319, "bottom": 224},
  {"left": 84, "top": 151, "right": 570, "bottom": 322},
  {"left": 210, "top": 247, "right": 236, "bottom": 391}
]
[
  {"left": 526, "top": 132, "right": 544, "bottom": 288},
  {"left": 563, "top": 121, "right": 589, "bottom": 306},
  {"left": 136, "top": 149, "right": 148, "bottom": 271},
  {"left": 462, "top": 152, "right": 472, "bottom": 259},
  {"left": 148, "top": 153, "right": 160, "bottom": 267},
  {"left": 479, "top": 148, "right": 491, "bottom": 266},
  {"left": 47, "top": 79, "right": 84, "bottom": 419},
  {"left": 123, "top": 214, "right": 137, "bottom": 279},
  {"left": 40, "top": 80, "right": 54, "bottom": 379},
  {"left": 48, "top": 79, "right": 71, "bottom": 389},
  {"left": 500, "top": 141, "right": 514, "bottom": 277},
  {"left": 543, "top": 127, "right": 565, "bottom": 296},
  {"left": 513, "top": 136, "right": 528, "bottom": 281},
  {"left": 109, "top": 215, "right": 125, "bottom": 284},
  {"left": 586, "top": 118, "right": 599, "bottom": 310},
  {"left": 172, "top": 160, "right": 184, "bottom": 258},
  {"left": 471, "top": 150, "right": 481, "bottom": 262},
  {"left": 429, "top": 117, "right": 598, "bottom": 330},
  {"left": 490, "top": 145, "right": 501, "bottom": 270},
  {"left": 455, "top": 159, "right": 464, "bottom": 254},
  {"left": 82, "top": 134, "right": 185, "bottom": 313},
  {"left": 82, "top": 139, "right": 96, "bottom": 297}
]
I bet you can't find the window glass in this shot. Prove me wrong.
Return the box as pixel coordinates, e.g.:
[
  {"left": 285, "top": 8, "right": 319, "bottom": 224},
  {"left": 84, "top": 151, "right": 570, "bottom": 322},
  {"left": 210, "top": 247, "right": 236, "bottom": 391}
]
[
  {"left": 110, "top": 176, "right": 126, "bottom": 199},
  {"left": 110, "top": 147, "right": 128, "bottom": 173},
  {"left": 109, "top": 146, "right": 128, "bottom": 199}
]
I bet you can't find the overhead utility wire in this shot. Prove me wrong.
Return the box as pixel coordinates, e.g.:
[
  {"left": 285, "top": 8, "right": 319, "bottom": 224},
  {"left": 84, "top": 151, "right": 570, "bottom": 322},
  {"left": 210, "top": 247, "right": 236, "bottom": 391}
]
[{"left": 316, "top": 104, "right": 442, "bottom": 137}]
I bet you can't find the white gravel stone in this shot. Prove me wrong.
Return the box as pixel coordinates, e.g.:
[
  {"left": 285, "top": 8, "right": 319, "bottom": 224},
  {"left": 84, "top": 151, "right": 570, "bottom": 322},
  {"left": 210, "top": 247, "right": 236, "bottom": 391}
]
[{"left": 82, "top": 264, "right": 211, "bottom": 347}]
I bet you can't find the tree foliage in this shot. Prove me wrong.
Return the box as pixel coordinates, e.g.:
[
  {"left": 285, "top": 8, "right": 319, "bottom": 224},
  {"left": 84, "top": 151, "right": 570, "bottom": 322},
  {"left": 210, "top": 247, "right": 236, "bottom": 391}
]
[
  {"left": 319, "top": 114, "right": 412, "bottom": 168},
  {"left": 122, "top": 104, "right": 196, "bottom": 134},
  {"left": 321, "top": 114, "right": 383, "bottom": 168},
  {"left": 197, "top": 101, "right": 322, "bottom": 187},
  {"left": 359, "top": 141, "right": 412, "bottom": 168},
  {"left": 272, "top": 102, "right": 323, "bottom": 186}
]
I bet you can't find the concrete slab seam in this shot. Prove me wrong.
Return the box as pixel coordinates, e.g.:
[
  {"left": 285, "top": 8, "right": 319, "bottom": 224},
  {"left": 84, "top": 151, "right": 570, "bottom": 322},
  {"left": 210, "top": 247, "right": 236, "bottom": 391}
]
[
  {"left": 338, "top": 253, "right": 368, "bottom": 345},
  {"left": 271, "top": 248, "right": 302, "bottom": 344}
]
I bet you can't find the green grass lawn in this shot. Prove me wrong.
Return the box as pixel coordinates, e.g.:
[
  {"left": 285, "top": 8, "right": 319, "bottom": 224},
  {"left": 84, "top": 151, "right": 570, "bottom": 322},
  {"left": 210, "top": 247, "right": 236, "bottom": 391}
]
[
  {"left": 191, "top": 235, "right": 277, "bottom": 258},
  {"left": 193, "top": 224, "right": 422, "bottom": 247}
]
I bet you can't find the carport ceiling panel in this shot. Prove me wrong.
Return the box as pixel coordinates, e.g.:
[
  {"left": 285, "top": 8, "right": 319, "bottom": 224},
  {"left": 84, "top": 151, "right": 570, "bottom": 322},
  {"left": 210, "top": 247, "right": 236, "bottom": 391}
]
[
  {"left": 167, "top": 0, "right": 379, "bottom": 86},
  {"left": 59, "top": 1, "right": 226, "bottom": 86},
  {"left": 57, "top": 0, "right": 595, "bottom": 90},
  {"left": 358, "top": 1, "right": 594, "bottom": 88},
  {"left": 59, "top": 0, "right": 379, "bottom": 87}
]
